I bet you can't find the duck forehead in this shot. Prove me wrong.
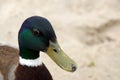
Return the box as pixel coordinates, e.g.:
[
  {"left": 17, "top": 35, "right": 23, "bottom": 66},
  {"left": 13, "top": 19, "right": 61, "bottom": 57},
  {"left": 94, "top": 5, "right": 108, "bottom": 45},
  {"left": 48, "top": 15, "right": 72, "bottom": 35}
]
[{"left": 20, "top": 16, "right": 50, "bottom": 31}]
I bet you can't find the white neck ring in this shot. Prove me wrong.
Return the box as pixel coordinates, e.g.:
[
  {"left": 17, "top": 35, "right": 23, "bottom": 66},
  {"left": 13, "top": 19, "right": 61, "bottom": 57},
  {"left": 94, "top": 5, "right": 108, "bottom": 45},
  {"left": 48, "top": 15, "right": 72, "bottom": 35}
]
[{"left": 19, "top": 56, "right": 43, "bottom": 67}]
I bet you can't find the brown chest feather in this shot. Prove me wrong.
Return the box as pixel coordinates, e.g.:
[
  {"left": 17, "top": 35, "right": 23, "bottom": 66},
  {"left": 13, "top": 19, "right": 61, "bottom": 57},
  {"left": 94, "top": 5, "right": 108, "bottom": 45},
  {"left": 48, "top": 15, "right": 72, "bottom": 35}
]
[{"left": 15, "top": 64, "right": 53, "bottom": 80}]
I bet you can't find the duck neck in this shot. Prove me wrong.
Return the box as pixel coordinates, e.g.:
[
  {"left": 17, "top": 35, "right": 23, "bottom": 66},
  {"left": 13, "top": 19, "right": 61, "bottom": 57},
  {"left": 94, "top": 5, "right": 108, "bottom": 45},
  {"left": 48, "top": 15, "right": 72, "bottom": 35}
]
[
  {"left": 19, "top": 48, "right": 39, "bottom": 59},
  {"left": 19, "top": 48, "right": 43, "bottom": 67}
]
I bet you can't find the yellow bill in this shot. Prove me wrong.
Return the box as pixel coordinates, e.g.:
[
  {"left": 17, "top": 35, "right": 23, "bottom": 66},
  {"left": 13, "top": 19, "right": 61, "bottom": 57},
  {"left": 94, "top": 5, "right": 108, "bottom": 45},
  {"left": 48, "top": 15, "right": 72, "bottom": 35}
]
[{"left": 46, "top": 41, "right": 77, "bottom": 72}]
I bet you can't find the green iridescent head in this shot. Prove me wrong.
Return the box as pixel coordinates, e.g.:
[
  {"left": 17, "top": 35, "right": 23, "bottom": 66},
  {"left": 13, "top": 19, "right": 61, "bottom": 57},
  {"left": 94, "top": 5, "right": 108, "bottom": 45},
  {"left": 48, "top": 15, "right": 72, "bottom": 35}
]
[
  {"left": 18, "top": 16, "right": 56, "bottom": 51},
  {"left": 18, "top": 16, "right": 77, "bottom": 72}
]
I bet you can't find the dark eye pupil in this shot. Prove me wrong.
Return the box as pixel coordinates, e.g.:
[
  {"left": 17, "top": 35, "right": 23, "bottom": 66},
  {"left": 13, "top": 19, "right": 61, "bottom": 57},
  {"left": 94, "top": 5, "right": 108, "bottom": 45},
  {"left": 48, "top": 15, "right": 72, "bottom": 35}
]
[{"left": 33, "top": 29, "right": 40, "bottom": 36}]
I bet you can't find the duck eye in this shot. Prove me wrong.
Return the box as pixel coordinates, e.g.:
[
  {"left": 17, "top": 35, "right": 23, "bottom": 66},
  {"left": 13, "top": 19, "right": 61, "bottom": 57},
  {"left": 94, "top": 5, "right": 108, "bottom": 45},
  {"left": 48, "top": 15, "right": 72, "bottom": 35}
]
[{"left": 32, "top": 29, "right": 40, "bottom": 36}]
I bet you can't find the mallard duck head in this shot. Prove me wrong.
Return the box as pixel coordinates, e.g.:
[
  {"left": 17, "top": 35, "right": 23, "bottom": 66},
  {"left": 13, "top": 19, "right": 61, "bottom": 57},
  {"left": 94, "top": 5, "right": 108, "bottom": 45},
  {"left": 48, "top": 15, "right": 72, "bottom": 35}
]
[{"left": 18, "top": 16, "right": 77, "bottom": 72}]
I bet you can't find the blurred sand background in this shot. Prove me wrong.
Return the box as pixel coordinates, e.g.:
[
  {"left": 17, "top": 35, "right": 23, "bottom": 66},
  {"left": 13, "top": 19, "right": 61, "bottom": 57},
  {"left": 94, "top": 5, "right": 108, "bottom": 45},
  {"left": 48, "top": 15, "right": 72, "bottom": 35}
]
[{"left": 0, "top": 0, "right": 120, "bottom": 80}]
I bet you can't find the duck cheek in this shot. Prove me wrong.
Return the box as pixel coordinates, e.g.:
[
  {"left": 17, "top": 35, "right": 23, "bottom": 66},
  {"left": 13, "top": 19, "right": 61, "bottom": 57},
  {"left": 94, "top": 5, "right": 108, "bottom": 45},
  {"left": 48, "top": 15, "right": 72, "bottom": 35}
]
[
  {"left": 36, "top": 43, "right": 46, "bottom": 51},
  {"left": 37, "top": 37, "right": 49, "bottom": 51},
  {"left": 38, "top": 42, "right": 49, "bottom": 51},
  {"left": 30, "top": 39, "right": 48, "bottom": 51}
]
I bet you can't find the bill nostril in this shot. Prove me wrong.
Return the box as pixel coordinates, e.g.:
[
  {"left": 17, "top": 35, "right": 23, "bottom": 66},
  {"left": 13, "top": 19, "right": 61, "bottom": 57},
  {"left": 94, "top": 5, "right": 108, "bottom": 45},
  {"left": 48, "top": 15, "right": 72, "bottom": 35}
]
[
  {"left": 53, "top": 49, "right": 57, "bottom": 52},
  {"left": 71, "top": 64, "right": 77, "bottom": 72}
]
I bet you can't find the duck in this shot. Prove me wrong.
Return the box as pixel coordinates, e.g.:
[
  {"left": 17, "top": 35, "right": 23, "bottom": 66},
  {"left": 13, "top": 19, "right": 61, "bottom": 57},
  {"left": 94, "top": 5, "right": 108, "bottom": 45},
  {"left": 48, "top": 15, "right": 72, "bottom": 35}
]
[{"left": 0, "top": 16, "right": 77, "bottom": 80}]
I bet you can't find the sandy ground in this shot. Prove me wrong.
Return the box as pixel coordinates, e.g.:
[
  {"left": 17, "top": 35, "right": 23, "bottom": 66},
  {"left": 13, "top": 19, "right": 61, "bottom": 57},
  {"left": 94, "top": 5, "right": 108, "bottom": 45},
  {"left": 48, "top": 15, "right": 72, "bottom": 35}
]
[{"left": 0, "top": 0, "right": 120, "bottom": 80}]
